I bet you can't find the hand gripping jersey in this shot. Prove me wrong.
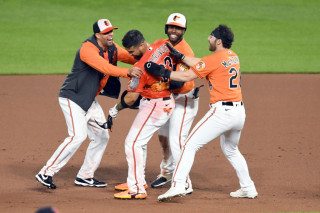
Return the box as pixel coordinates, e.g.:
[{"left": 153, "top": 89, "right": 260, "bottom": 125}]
[
  {"left": 191, "top": 49, "right": 242, "bottom": 103},
  {"left": 165, "top": 38, "right": 195, "bottom": 94},
  {"left": 128, "top": 39, "right": 175, "bottom": 98}
]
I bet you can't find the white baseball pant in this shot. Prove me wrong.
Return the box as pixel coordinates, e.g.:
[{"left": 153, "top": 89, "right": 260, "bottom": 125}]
[
  {"left": 39, "top": 97, "right": 109, "bottom": 179},
  {"left": 172, "top": 101, "right": 256, "bottom": 192},
  {"left": 158, "top": 89, "right": 198, "bottom": 184},
  {"left": 125, "top": 97, "right": 175, "bottom": 194}
]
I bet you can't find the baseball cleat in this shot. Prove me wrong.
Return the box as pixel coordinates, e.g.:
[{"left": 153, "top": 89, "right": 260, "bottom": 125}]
[
  {"left": 151, "top": 174, "right": 172, "bottom": 188},
  {"left": 158, "top": 186, "right": 186, "bottom": 202},
  {"left": 185, "top": 186, "right": 193, "bottom": 195},
  {"left": 35, "top": 174, "right": 56, "bottom": 189},
  {"left": 230, "top": 189, "right": 258, "bottom": 199},
  {"left": 74, "top": 177, "right": 107, "bottom": 187},
  {"left": 114, "top": 182, "right": 148, "bottom": 191},
  {"left": 114, "top": 190, "right": 147, "bottom": 199}
]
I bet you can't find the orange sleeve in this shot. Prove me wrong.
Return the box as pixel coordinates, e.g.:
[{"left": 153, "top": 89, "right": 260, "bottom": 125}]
[
  {"left": 114, "top": 42, "right": 137, "bottom": 65},
  {"left": 169, "top": 39, "right": 195, "bottom": 93},
  {"left": 191, "top": 55, "right": 219, "bottom": 79},
  {"left": 80, "top": 41, "right": 129, "bottom": 77}
]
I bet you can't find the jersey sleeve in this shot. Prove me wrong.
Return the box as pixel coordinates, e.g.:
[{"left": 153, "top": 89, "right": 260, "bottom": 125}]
[
  {"left": 114, "top": 42, "right": 137, "bottom": 65},
  {"left": 191, "top": 55, "right": 218, "bottom": 79},
  {"left": 80, "top": 41, "right": 129, "bottom": 77}
]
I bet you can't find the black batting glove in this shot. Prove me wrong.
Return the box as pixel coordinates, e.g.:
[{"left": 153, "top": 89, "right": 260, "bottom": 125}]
[
  {"left": 94, "top": 115, "right": 113, "bottom": 132},
  {"left": 106, "top": 115, "right": 113, "bottom": 131},
  {"left": 144, "top": 62, "right": 171, "bottom": 81},
  {"left": 169, "top": 80, "right": 185, "bottom": 90},
  {"left": 166, "top": 42, "right": 185, "bottom": 60}
]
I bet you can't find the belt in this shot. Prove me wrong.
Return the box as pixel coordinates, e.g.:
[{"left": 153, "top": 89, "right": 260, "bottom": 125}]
[
  {"left": 222, "top": 101, "right": 243, "bottom": 106},
  {"left": 145, "top": 97, "right": 171, "bottom": 101}
]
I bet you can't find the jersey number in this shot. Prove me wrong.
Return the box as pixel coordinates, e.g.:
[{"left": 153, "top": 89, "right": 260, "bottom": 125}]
[
  {"left": 229, "top": 67, "right": 241, "bottom": 88},
  {"left": 162, "top": 56, "right": 173, "bottom": 70}
]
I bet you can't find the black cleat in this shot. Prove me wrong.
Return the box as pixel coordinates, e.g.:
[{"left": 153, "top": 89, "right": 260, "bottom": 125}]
[
  {"left": 151, "top": 175, "right": 172, "bottom": 188},
  {"left": 35, "top": 174, "right": 56, "bottom": 189},
  {"left": 74, "top": 177, "right": 107, "bottom": 187}
]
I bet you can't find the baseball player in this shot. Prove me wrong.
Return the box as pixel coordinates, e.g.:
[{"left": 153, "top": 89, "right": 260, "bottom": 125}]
[
  {"left": 35, "top": 19, "right": 142, "bottom": 189},
  {"left": 150, "top": 13, "right": 198, "bottom": 193},
  {"left": 145, "top": 24, "right": 258, "bottom": 201},
  {"left": 109, "top": 30, "right": 176, "bottom": 199}
]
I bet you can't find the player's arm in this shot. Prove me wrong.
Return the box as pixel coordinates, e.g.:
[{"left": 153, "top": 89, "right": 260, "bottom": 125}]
[
  {"left": 166, "top": 43, "right": 201, "bottom": 67},
  {"left": 80, "top": 41, "right": 142, "bottom": 78},
  {"left": 114, "top": 42, "right": 137, "bottom": 65},
  {"left": 170, "top": 69, "right": 198, "bottom": 82},
  {"left": 181, "top": 55, "right": 202, "bottom": 67},
  {"left": 145, "top": 62, "right": 197, "bottom": 82},
  {"left": 109, "top": 91, "right": 141, "bottom": 118}
]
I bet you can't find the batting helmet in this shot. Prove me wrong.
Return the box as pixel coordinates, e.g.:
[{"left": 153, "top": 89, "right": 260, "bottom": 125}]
[{"left": 165, "top": 13, "right": 187, "bottom": 34}]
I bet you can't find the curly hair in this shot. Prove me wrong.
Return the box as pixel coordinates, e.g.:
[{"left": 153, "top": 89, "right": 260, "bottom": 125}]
[
  {"left": 122, "top": 29, "right": 145, "bottom": 48},
  {"left": 215, "top": 25, "right": 234, "bottom": 49}
]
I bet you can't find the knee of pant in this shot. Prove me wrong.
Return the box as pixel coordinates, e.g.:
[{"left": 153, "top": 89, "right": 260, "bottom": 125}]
[
  {"left": 184, "top": 142, "right": 202, "bottom": 153},
  {"left": 74, "top": 132, "right": 88, "bottom": 142},
  {"left": 222, "top": 147, "right": 239, "bottom": 158},
  {"left": 98, "top": 129, "right": 110, "bottom": 140}
]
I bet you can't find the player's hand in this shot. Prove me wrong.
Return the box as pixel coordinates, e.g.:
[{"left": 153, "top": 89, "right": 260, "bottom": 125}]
[
  {"left": 94, "top": 116, "right": 113, "bottom": 132},
  {"left": 144, "top": 62, "right": 171, "bottom": 81},
  {"left": 128, "top": 67, "right": 143, "bottom": 78},
  {"left": 109, "top": 104, "right": 119, "bottom": 118},
  {"left": 166, "top": 42, "right": 185, "bottom": 60},
  {"left": 106, "top": 115, "right": 113, "bottom": 132}
]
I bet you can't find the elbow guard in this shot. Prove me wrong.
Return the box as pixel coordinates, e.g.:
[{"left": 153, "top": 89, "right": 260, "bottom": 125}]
[{"left": 120, "top": 90, "right": 141, "bottom": 109}]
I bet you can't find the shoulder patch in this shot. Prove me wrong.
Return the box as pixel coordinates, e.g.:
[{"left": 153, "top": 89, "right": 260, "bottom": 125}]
[
  {"left": 196, "top": 61, "right": 205, "bottom": 71},
  {"left": 179, "top": 63, "right": 189, "bottom": 71}
]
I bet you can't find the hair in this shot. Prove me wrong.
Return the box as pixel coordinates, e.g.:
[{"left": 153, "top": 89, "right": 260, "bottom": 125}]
[
  {"left": 216, "top": 24, "right": 234, "bottom": 49},
  {"left": 122, "top": 30, "right": 145, "bottom": 48}
]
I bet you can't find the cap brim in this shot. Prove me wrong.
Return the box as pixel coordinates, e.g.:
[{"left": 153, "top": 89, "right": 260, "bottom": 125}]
[
  {"left": 166, "top": 22, "right": 186, "bottom": 28},
  {"left": 100, "top": 27, "right": 118, "bottom": 34}
]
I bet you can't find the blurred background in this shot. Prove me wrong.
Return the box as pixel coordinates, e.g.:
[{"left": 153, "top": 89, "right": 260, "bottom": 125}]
[{"left": 0, "top": 0, "right": 319, "bottom": 74}]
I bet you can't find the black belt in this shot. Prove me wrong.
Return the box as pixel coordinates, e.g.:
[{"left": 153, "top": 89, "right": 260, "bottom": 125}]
[
  {"left": 145, "top": 97, "right": 171, "bottom": 101},
  {"left": 222, "top": 101, "right": 243, "bottom": 106}
]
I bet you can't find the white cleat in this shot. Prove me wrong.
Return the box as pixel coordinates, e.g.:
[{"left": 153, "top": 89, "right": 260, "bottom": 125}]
[
  {"left": 230, "top": 189, "right": 258, "bottom": 199},
  {"left": 185, "top": 186, "right": 193, "bottom": 195},
  {"left": 158, "top": 186, "right": 186, "bottom": 201}
]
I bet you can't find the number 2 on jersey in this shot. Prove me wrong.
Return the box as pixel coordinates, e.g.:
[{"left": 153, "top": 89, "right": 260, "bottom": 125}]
[{"left": 229, "top": 67, "right": 241, "bottom": 88}]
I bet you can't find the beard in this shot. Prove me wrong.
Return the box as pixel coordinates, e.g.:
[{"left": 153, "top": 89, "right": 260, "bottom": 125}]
[
  {"left": 134, "top": 54, "right": 143, "bottom": 60},
  {"left": 168, "top": 34, "right": 183, "bottom": 45},
  {"left": 209, "top": 40, "right": 217, "bottom": 52}
]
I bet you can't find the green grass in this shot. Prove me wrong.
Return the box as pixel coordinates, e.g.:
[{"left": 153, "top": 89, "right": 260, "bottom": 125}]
[{"left": 0, "top": 0, "right": 319, "bottom": 74}]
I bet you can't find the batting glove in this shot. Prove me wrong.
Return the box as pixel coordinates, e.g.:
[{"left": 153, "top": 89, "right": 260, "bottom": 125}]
[
  {"left": 109, "top": 104, "right": 119, "bottom": 118},
  {"left": 144, "top": 62, "right": 171, "bottom": 81},
  {"left": 166, "top": 42, "right": 185, "bottom": 60}
]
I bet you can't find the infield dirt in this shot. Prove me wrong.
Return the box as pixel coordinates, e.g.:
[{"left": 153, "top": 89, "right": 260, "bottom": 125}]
[{"left": 0, "top": 74, "right": 319, "bottom": 213}]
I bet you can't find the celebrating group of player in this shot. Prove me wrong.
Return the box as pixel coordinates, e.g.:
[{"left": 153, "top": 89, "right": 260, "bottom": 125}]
[{"left": 35, "top": 13, "right": 258, "bottom": 201}]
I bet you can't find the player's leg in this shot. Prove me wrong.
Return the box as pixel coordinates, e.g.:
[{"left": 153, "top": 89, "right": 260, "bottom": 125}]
[
  {"left": 220, "top": 106, "right": 257, "bottom": 198},
  {"left": 75, "top": 99, "right": 109, "bottom": 187},
  {"left": 158, "top": 105, "right": 225, "bottom": 200},
  {"left": 151, "top": 122, "right": 174, "bottom": 188},
  {"left": 171, "top": 106, "right": 224, "bottom": 187},
  {"left": 168, "top": 92, "right": 199, "bottom": 192},
  {"left": 36, "top": 98, "right": 88, "bottom": 188},
  {"left": 125, "top": 98, "right": 174, "bottom": 194}
]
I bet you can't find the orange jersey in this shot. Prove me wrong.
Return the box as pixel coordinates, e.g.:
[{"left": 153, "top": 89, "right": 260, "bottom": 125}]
[
  {"left": 80, "top": 41, "right": 129, "bottom": 77},
  {"left": 166, "top": 38, "right": 195, "bottom": 94},
  {"left": 128, "top": 39, "right": 175, "bottom": 99},
  {"left": 191, "top": 49, "right": 242, "bottom": 104},
  {"left": 96, "top": 42, "right": 137, "bottom": 96}
]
